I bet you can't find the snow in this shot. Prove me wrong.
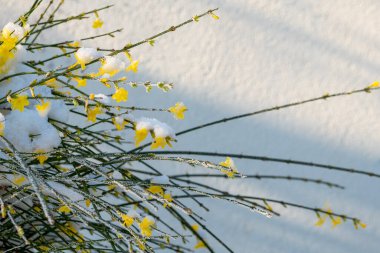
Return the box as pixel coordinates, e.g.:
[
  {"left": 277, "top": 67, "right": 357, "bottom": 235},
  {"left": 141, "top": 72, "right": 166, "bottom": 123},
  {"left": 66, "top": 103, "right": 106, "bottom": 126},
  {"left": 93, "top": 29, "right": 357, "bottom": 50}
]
[
  {"left": 4, "top": 109, "right": 61, "bottom": 152},
  {"left": 74, "top": 47, "right": 99, "bottom": 64},
  {"left": 1, "top": 0, "right": 380, "bottom": 252}
]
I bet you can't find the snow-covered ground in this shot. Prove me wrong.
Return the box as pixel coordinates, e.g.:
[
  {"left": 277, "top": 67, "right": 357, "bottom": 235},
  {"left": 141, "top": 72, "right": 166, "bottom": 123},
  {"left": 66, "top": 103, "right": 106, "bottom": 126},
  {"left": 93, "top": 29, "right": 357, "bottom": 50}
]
[{"left": 1, "top": 0, "right": 380, "bottom": 252}]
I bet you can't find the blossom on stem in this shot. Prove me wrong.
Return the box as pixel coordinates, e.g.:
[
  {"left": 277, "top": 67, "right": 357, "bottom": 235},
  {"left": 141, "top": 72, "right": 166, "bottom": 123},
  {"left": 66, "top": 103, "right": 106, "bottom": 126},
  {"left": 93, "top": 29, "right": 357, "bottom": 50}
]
[
  {"left": 219, "top": 157, "right": 239, "bottom": 178},
  {"left": 8, "top": 94, "right": 29, "bottom": 111},
  {"left": 139, "top": 216, "right": 155, "bottom": 237},
  {"left": 168, "top": 102, "right": 187, "bottom": 120},
  {"left": 111, "top": 87, "right": 128, "bottom": 102},
  {"left": 87, "top": 106, "right": 102, "bottom": 122}
]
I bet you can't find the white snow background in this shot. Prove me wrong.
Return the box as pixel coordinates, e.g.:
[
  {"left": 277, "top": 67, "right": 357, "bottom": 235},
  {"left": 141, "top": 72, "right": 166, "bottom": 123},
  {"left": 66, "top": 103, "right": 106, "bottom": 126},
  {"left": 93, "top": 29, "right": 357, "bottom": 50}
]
[{"left": 1, "top": 0, "right": 380, "bottom": 252}]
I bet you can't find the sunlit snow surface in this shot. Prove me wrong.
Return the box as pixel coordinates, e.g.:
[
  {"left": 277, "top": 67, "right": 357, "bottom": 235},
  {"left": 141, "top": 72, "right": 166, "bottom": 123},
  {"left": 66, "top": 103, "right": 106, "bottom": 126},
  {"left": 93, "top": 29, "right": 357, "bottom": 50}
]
[{"left": 1, "top": 0, "right": 380, "bottom": 252}]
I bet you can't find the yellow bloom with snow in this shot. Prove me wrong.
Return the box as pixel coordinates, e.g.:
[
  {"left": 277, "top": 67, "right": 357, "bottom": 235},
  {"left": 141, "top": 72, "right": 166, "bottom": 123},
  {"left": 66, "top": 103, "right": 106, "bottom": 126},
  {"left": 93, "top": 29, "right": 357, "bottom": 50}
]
[
  {"left": 87, "top": 106, "right": 102, "bottom": 122},
  {"left": 125, "top": 60, "right": 139, "bottom": 73},
  {"left": 112, "top": 87, "right": 128, "bottom": 103},
  {"left": 73, "top": 77, "right": 87, "bottom": 87},
  {"left": 112, "top": 116, "right": 126, "bottom": 131},
  {"left": 135, "top": 127, "right": 149, "bottom": 146},
  {"left": 120, "top": 213, "right": 134, "bottom": 227},
  {"left": 168, "top": 102, "right": 187, "bottom": 120},
  {"left": 219, "top": 157, "right": 239, "bottom": 178},
  {"left": 97, "top": 56, "right": 125, "bottom": 77},
  {"left": 8, "top": 94, "right": 29, "bottom": 111},
  {"left": 71, "top": 48, "right": 98, "bottom": 70},
  {"left": 35, "top": 101, "right": 51, "bottom": 117},
  {"left": 58, "top": 205, "right": 71, "bottom": 214},
  {"left": 139, "top": 216, "right": 155, "bottom": 237},
  {"left": 85, "top": 199, "right": 91, "bottom": 208},
  {"left": 0, "top": 40, "right": 16, "bottom": 74}
]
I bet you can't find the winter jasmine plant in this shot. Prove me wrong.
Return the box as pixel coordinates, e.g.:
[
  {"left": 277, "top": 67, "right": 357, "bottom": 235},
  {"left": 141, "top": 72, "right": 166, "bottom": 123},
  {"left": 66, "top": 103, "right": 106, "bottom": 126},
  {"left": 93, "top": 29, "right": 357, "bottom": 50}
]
[{"left": 0, "top": 1, "right": 377, "bottom": 252}]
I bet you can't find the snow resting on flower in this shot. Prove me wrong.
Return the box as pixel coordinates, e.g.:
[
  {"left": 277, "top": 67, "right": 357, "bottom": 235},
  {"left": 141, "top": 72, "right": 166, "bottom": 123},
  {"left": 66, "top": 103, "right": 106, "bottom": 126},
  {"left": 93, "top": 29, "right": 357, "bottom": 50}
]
[
  {"left": 0, "top": 21, "right": 65, "bottom": 154},
  {"left": 0, "top": 22, "right": 29, "bottom": 75},
  {"left": 73, "top": 47, "right": 100, "bottom": 70},
  {"left": 136, "top": 118, "right": 175, "bottom": 138},
  {"left": 98, "top": 56, "right": 126, "bottom": 76},
  {"left": 3, "top": 109, "right": 61, "bottom": 152},
  {"left": 2, "top": 22, "right": 29, "bottom": 40},
  {"left": 94, "top": 93, "right": 111, "bottom": 105}
]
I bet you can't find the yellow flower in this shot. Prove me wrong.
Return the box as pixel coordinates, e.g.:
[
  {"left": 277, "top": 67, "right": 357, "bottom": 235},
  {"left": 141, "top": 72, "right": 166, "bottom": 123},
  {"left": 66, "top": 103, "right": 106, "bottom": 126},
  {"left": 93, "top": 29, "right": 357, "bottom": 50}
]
[
  {"left": 92, "top": 18, "right": 104, "bottom": 29},
  {"left": 195, "top": 241, "right": 206, "bottom": 249},
  {"left": 314, "top": 215, "right": 326, "bottom": 227},
  {"left": 0, "top": 122, "right": 4, "bottom": 136},
  {"left": 44, "top": 78, "right": 61, "bottom": 90},
  {"left": 147, "top": 185, "right": 164, "bottom": 196},
  {"left": 151, "top": 136, "right": 172, "bottom": 149},
  {"left": 68, "top": 41, "right": 80, "bottom": 48},
  {"left": 138, "top": 241, "right": 146, "bottom": 250},
  {"left": 331, "top": 216, "right": 342, "bottom": 228},
  {"left": 111, "top": 87, "right": 128, "bottom": 103},
  {"left": 73, "top": 77, "right": 87, "bottom": 87},
  {"left": 163, "top": 193, "right": 173, "bottom": 208},
  {"left": 58, "top": 205, "right": 71, "bottom": 214},
  {"left": 209, "top": 11, "right": 220, "bottom": 20},
  {"left": 95, "top": 56, "right": 124, "bottom": 77},
  {"left": 125, "top": 60, "right": 139, "bottom": 73},
  {"left": 368, "top": 81, "right": 379, "bottom": 89},
  {"left": 219, "top": 157, "right": 239, "bottom": 178},
  {"left": 87, "top": 106, "right": 102, "bottom": 122},
  {"left": 8, "top": 94, "right": 29, "bottom": 111},
  {"left": 191, "top": 224, "right": 207, "bottom": 249},
  {"left": 85, "top": 199, "right": 91, "bottom": 208},
  {"left": 120, "top": 213, "right": 134, "bottom": 227},
  {"left": 108, "top": 184, "right": 117, "bottom": 191},
  {"left": 168, "top": 102, "right": 187, "bottom": 120},
  {"left": 1, "top": 204, "right": 6, "bottom": 218},
  {"left": 13, "top": 176, "right": 26, "bottom": 186},
  {"left": 35, "top": 149, "right": 48, "bottom": 165},
  {"left": 139, "top": 217, "right": 155, "bottom": 237},
  {"left": 35, "top": 101, "right": 51, "bottom": 117},
  {"left": 0, "top": 36, "right": 17, "bottom": 74},
  {"left": 135, "top": 127, "right": 149, "bottom": 146},
  {"left": 63, "top": 222, "right": 84, "bottom": 242},
  {"left": 38, "top": 246, "right": 50, "bottom": 252},
  {"left": 112, "top": 116, "right": 126, "bottom": 131}
]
